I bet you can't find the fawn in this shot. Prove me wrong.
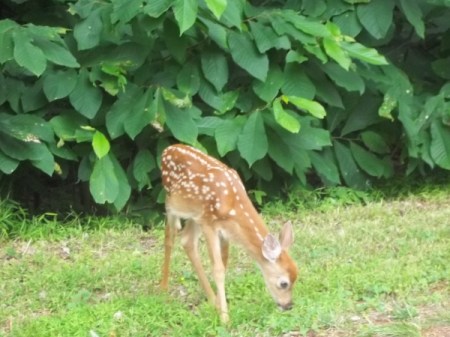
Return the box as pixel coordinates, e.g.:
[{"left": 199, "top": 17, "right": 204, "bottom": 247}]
[{"left": 160, "top": 144, "right": 298, "bottom": 322}]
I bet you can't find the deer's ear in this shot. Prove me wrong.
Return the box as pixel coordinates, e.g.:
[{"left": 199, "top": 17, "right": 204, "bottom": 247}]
[
  {"left": 279, "top": 221, "right": 294, "bottom": 250},
  {"left": 262, "top": 234, "right": 282, "bottom": 262}
]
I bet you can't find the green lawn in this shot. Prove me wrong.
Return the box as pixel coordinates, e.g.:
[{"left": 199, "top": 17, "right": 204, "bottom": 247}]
[{"left": 1, "top": 187, "right": 449, "bottom": 337}]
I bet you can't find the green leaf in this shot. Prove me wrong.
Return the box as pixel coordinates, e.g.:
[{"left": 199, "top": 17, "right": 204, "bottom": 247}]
[
  {"left": 177, "top": 61, "right": 201, "bottom": 95},
  {"left": 398, "top": 0, "right": 425, "bottom": 38},
  {"left": 304, "top": 43, "right": 328, "bottom": 63},
  {"left": 266, "top": 126, "right": 311, "bottom": 179},
  {"left": 215, "top": 117, "right": 246, "bottom": 156},
  {"left": 50, "top": 113, "right": 86, "bottom": 141},
  {"left": 100, "top": 62, "right": 128, "bottom": 95},
  {"left": 197, "top": 116, "right": 222, "bottom": 136},
  {"left": 310, "top": 150, "right": 341, "bottom": 185},
  {"left": 109, "top": 153, "right": 131, "bottom": 211},
  {"left": 0, "top": 74, "right": 6, "bottom": 106},
  {"left": 341, "top": 42, "right": 388, "bottom": 65},
  {"left": 144, "top": 0, "right": 172, "bottom": 18},
  {"left": 221, "top": 0, "right": 244, "bottom": 29},
  {"left": 205, "top": 0, "right": 227, "bottom": 19},
  {"left": 2, "top": 77, "right": 23, "bottom": 113},
  {"left": 49, "top": 143, "right": 77, "bottom": 161},
  {"left": 0, "top": 20, "right": 16, "bottom": 64},
  {"left": 34, "top": 39, "right": 79, "bottom": 68},
  {"left": 150, "top": 88, "right": 166, "bottom": 130},
  {"left": 341, "top": 95, "right": 381, "bottom": 135},
  {"left": 430, "top": 120, "right": 450, "bottom": 170},
  {"left": 111, "top": 0, "right": 142, "bottom": 24},
  {"left": 380, "top": 156, "right": 394, "bottom": 178},
  {"left": 300, "top": 0, "right": 327, "bottom": 16},
  {"left": 73, "top": 9, "right": 103, "bottom": 50},
  {"left": 323, "top": 63, "right": 365, "bottom": 94},
  {"left": 124, "top": 89, "right": 155, "bottom": 140},
  {"left": 43, "top": 69, "right": 78, "bottom": 101},
  {"left": 90, "top": 154, "right": 119, "bottom": 204},
  {"left": 334, "top": 141, "right": 367, "bottom": 189},
  {"left": 267, "top": 129, "right": 295, "bottom": 173},
  {"left": 283, "top": 11, "right": 331, "bottom": 37},
  {"left": 163, "top": 19, "right": 188, "bottom": 63},
  {"left": 252, "top": 157, "right": 273, "bottom": 181},
  {"left": 200, "top": 18, "right": 228, "bottom": 50},
  {"left": 284, "top": 96, "right": 326, "bottom": 119},
  {"left": 0, "top": 113, "right": 54, "bottom": 143},
  {"left": 75, "top": 128, "right": 94, "bottom": 143},
  {"left": 173, "top": 0, "right": 198, "bottom": 35},
  {"left": 343, "top": 0, "right": 370, "bottom": 3},
  {"left": 323, "top": 37, "right": 351, "bottom": 70},
  {"left": 271, "top": 16, "right": 315, "bottom": 46},
  {"left": 0, "top": 151, "right": 19, "bottom": 174},
  {"left": 249, "top": 21, "right": 291, "bottom": 53},
  {"left": 361, "top": 131, "right": 390, "bottom": 154},
  {"left": 0, "top": 19, "right": 17, "bottom": 34},
  {"left": 92, "top": 131, "right": 110, "bottom": 159},
  {"left": 332, "top": 10, "right": 362, "bottom": 37},
  {"left": 165, "top": 104, "right": 198, "bottom": 144},
  {"left": 199, "top": 80, "right": 238, "bottom": 114},
  {"left": 78, "top": 156, "right": 92, "bottom": 182},
  {"left": 133, "top": 149, "right": 155, "bottom": 191},
  {"left": 378, "top": 92, "right": 396, "bottom": 121},
  {"left": 306, "top": 66, "right": 343, "bottom": 108},
  {"left": 161, "top": 88, "right": 191, "bottom": 108},
  {"left": 432, "top": 57, "right": 450, "bottom": 80},
  {"left": 31, "top": 146, "right": 55, "bottom": 176},
  {"left": 21, "top": 79, "right": 46, "bottom": 112},
  {"left": 201, "top": 50, "right": 228, "bottom": 92},
  {"left": 357, "top": 0, "right": 395, "bottom": 39},
  {"left": 0, "top": 133, "right": 47, "bottom": 161},
  {"left": 273, "top": 99, "right": 301, "bottom": 133},
  {"left": 106, "top": 84, "right": 142, "bottom": 139},
  {"left": 69, "top": 69, "right": 103, "bottom": 119},
  {"left": 13, "top": 30, "right": 46, "bottom": 76},
  {"left": 296, "top": 117, "right": 331, "bottom": 150},
  {"left": 281, "top": 64, "right": 315, "bottom": 99},
  {"left": 237, "top": 111, "right": 268, "bottom": 166},
  {"left": 286, "top": 50, "right": 308, "bottom": 64},
  {"left": 350, "top": 142, "right": 385, "bottom": 178},
  {"left": 253, "top": 65, "right": 284, "bottom": 103},
  {"left": 228, "top": 31, "right": 269, "bottom": 81}
]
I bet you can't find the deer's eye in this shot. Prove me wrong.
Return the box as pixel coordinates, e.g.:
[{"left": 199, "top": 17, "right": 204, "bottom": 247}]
[{"left": 279, "top": 279, "right": 290, "bottom": 289}]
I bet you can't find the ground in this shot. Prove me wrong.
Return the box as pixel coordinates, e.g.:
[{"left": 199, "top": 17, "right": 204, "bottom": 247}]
[{"left": 1, "top": 188, "right": 449, "bottom": 336}]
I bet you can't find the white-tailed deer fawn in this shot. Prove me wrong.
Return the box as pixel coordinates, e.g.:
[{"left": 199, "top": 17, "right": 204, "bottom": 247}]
[{"left": 160, "top": 144, "right": 298, "bottom": 322}]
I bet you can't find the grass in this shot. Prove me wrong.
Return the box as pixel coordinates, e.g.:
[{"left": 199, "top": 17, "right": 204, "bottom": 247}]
[{"left": 0, "top": 184, "right": 449, "bottom": 337}]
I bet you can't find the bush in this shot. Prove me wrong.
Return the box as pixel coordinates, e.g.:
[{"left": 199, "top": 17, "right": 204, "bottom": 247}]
[{"left": 0, "top": 0, "right": 449, "bottom": 211}]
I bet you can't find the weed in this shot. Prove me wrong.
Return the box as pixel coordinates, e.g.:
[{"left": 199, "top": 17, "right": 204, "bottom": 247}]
[
  {"left": 0, "top": 199, "right": 139, "bottom": 240},
  {"left": 0, "top": 199, "right": 27, "bottom": 237},
  {"left": 359, "top": 322, "right": 421, "bottom": 337},
  {"left": 391, "top": 303, "right": 418, "bottom": 321}
]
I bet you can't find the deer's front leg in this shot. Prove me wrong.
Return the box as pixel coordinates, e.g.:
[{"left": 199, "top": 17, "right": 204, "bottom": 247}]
[
  {"left": 203, "top": 225, "right": 229, "bottom": 323},
  {"left": 180, "top": 220, "right": 216, "bottom": 305}
]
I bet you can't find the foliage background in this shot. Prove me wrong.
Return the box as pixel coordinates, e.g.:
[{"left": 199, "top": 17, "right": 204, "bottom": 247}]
[{"left": 0, "top": 0, "right": 449, "bottom": 213}]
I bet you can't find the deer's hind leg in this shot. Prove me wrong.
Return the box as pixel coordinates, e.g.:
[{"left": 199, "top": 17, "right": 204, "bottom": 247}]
[{"left": 161, "top": 213, "right": 179, "bottom": 290}]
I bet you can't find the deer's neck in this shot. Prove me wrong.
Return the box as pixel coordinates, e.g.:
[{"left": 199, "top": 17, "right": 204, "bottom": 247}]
[{"left": 226, "top": 199, "right": 269, "bottom": 263}]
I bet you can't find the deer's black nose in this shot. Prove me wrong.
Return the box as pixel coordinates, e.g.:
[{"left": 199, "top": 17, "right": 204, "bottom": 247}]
[{"left": 278, "top": 301, "right": 293, "bottom": 311}]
